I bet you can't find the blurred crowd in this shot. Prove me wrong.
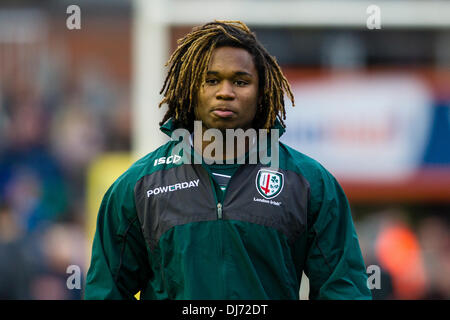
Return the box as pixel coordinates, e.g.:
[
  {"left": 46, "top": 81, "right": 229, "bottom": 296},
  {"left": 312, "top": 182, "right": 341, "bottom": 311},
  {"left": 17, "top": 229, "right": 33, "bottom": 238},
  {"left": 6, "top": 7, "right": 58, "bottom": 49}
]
[{"left": 0, "top": 38, "right": 131, "bottom": 299}]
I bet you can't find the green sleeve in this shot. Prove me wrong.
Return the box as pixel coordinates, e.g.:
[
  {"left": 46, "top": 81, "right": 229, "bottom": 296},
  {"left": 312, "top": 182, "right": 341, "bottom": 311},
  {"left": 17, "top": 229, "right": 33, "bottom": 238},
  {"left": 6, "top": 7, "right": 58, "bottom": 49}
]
[
  {"left": 84, "top": 178, "right": 151, "bottom": 300},
  {"left": 304, "top": 168, "right": 372, "bottom": 300}
]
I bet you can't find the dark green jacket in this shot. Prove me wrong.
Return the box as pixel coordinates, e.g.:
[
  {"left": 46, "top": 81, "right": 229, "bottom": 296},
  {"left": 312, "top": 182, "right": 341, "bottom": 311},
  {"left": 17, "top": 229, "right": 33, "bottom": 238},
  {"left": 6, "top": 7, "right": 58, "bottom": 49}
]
[{"left": 85, "top": 119, "right": 372, "bottom": 300}]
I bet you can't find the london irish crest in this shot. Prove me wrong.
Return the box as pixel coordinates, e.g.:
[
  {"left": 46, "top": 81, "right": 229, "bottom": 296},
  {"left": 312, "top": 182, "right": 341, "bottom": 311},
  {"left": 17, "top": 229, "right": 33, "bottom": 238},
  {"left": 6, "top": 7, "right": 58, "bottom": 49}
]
[{"left": 256, "top": 169, "right": 284, "bottom": 199}]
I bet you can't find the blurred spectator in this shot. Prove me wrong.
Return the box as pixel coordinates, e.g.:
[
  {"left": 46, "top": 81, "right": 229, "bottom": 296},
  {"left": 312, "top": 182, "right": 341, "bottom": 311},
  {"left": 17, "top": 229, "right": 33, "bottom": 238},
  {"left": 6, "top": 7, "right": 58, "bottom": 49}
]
[
  {"left": 30, "top": 222, "right": 86, "bottom": 300},
  {"left": 49, "top": 94, "right": 105, "bottom": 203},
  {"left": 0, "top": 202, "right": 34, "bottom": 299},
  {"left": 0, "top": 88, "right": 69, "bottom": 232},
  {"left": 417, "top": 216, "right": 450, "bottom": 299},
  {"left": 356, "top": 209, "right": 450, "bottom": 300},
  {"left": 375, "top": 216, "right": 427, "bottom": 299},
  {"left": 355, "top": 212, "right": 395, "bottom": 300},
  {"left": 105, "top": 93, "right": 132, "bottom": 151}
]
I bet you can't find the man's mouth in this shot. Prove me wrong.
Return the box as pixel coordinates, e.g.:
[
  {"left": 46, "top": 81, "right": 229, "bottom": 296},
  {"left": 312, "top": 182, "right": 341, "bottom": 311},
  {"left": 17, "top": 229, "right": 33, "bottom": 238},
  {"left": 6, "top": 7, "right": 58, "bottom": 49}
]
[{"left": 212, "top": 108, "right": 235, "bottom": 118}]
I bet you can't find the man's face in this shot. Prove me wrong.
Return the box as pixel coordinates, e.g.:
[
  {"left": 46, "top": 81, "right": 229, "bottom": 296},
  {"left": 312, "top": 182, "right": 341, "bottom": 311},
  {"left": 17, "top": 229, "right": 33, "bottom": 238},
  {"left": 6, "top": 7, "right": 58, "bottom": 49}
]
[{"left": 195, "top": 46, "right": 259, "bottom": 132}]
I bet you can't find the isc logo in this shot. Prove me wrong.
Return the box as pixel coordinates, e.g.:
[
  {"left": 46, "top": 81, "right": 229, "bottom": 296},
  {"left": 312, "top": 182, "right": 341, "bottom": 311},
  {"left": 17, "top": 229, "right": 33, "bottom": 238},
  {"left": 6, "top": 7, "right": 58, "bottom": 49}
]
[{"left": 153, "top": 155, "right": 182, "bottom": 166}]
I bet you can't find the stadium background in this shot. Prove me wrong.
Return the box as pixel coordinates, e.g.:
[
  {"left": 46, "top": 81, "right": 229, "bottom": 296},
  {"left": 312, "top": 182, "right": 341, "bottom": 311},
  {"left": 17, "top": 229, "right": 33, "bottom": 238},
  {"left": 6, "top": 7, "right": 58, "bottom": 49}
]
[{"left": 0, "top": 0, "right": 449, "bottom": 299}]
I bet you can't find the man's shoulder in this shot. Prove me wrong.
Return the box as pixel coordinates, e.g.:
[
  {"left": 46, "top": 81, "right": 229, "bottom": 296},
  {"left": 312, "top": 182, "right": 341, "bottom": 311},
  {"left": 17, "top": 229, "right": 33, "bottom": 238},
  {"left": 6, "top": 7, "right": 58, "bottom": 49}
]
[
  {"left": 279, "top": 142, "right": 346, "bottom": 214},
  {"left": 279, "top": 141, "right": 331, "bottom": 182}
]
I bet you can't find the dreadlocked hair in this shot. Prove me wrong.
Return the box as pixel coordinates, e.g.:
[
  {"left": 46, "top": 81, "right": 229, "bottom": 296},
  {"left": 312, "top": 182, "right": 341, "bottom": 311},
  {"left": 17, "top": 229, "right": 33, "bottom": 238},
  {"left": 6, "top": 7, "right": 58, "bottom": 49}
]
[{"left": 158, "top": 20, "right": 295, "bottom": 132}]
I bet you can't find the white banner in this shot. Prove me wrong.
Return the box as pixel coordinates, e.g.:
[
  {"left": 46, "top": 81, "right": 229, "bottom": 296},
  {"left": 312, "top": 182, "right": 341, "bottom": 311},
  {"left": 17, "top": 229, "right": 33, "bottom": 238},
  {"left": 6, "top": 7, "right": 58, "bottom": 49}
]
[{"left": 281, "top": 74, "right": 433, "bottom": 181}]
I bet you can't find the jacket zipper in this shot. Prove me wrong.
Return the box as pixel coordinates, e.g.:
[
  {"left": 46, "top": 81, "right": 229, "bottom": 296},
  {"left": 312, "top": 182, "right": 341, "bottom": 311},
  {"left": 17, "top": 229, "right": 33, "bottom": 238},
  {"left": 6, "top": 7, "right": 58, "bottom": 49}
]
[
  {"left": 217, "top": 202, "right": 223, "bottom": 219},
  {"left": 216, "top": 201, "right": 224, "bottom": 297},
  {"left": 206, "top": 169, "right": 225, "bottom": 297}
]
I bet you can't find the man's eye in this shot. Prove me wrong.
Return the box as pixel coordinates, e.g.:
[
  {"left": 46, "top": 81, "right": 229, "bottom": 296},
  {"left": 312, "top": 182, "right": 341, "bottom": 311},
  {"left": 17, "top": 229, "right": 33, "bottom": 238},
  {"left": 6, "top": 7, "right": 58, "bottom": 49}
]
[
  {"left": 205, "top": 79, "right": 218, "bottom": 85},
  {"left": 235, "top": 80, "right": 248, "bottom": 86}
]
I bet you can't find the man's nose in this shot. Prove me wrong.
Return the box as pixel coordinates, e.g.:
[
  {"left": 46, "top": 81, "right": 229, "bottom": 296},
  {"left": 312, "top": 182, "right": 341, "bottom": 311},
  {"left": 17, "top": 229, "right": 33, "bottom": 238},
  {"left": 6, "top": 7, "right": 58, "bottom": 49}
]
[{"left": 216, "top": 81, "right": 235, "bottom": 100}]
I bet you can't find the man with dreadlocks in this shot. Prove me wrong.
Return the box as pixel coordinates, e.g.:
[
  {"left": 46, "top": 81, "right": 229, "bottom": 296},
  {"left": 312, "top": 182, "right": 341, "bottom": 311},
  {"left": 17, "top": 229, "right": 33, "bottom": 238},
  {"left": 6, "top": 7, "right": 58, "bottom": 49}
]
[{"left": 85, "top": 21, "right": 371, "bottom": 300}]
